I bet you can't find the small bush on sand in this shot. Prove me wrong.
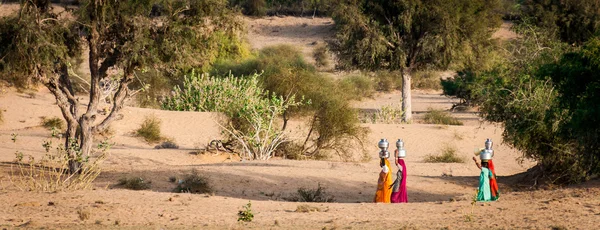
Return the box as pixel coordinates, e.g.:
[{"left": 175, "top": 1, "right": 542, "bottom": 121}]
[
  {"left": 173, "top": 170, "right": 212, "bottom": 194},
  {"left": 423, "top": 109, "right": 463, "bottom": 126},
  {"left": 424, "top": 145, "right": 464, "bottom": 163},
  {"left": 41, "top": 116, "right": 65, "bottom": 130},
  {"left": 136, "top": 115, "right": 162, "bottom": 143},
  {"left": 237, "top": 201, "right": 254, "bottom": 222},
  {"left": 117, "top": 177, "right": 151, "bottom": 190},
  {"left": 313, "top": 43, "right": 330, "bottom": 68},
  {"left": 77, "top": 207, "right": 91, "bottom": 221},
  {"left": 286, "top": 183, "right": 335, "bottom": 202},
  {"left": 154, "top": 139, "right": 179, "bottom": 149},
  {"left": 295, "top": 204, "right": 321, "bottom": 213}
]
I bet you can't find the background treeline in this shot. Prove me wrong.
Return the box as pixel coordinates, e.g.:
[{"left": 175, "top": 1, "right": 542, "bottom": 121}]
[{"left": 228, "top": 0, "right": 334, "bottom": 17}]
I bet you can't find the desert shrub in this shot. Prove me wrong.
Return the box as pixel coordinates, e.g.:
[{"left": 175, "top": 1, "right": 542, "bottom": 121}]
[
  {"left": 154, "top": 139, "right": 179, "bottom": 149},
  {"left": 413, "top": 70, "right": 442, "bottom": 90},
  {"left": 136, "top": 115, "right": 162, "bottom": 143},
  {"left": 173, "top": 170, "right": 212, "bottom": 194},
  {"left": 163, "top": 72, "right": 302, "bottom": 160},
  {"left": 117, "top": 177, "right": 151, "bottom": 190},
  {"left": 424, "top": 145, "right": 464, "bottom": 163},
  {"left": 131, "top": 70, "right": 174, "bottom": 109},
  {"left": 423, "top": 109, "right": 463, "bottom": 126},
  {"left": 373, "top": 70, "right": 402, "bottom": 92},
  {"left": 77, "top": 207, "right": 91, "bottom": 221},
  {"left": 41, "top": 116, "right": 65, "bottom": 130},
  {"left": 313, "top": 43, "right": 330, "bottom": 68},
  {"left": 338, "top": 74, "right": 375, "bottom": 100},
  {"left": 361, "top": 105, "right": 404, "bottom": 124},
  {"left": 286, "top": 183, "right": 335, "bottom": 202},
  {"left": 295, "top": 204, "right": 321, "bottom": 212},
  {"left": 0, "top": 108, "right": 3, "bottom": 124}
]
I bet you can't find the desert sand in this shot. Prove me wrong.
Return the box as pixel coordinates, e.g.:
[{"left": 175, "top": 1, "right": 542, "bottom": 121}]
[{"left": 1, "top": 9, "right": 599, "bottom": 230}]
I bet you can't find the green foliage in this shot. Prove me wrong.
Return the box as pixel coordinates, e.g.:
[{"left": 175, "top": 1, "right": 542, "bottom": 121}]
[
  {"left": 312, "top": 43, "right": 330, "bottom": 68},
  {"left": 361, "top": 105, "right": 404, "bottom": 124},
  {"left": 243, "top": 0, "right": 267, "bottom": 16},
  {"left": 136, "top": 115, "right": 162, "bottom": 143},
  {"left": 237, "top": 201, "right": 254, "bottom": 222},
  {"left": 423, "top": 109, "right": 463, "bottom": 126},
  {"left": 41, "top": 116, "right": 66, "bottom": 131},
  {"left": 286, "top": 183, "right": 335, "bottom": 202},
  {"left": 230, "top": 0, "right": 334, "bottom": 16},
  {"left": 173, "top": 170, "right": 212, "bottom": 194},
  {"left": 521, "top": 0, "right": 600, "bottom": 44},
  {"left": 413, "top": 71, "right": 442, "bottom": 90},
  {"left": 338, "top": 74, "right": 375, "bottom": 100},
  {"left": 163, "top": 72, "right": 302, "bottom": 159},
  {"left": 118, "top": 177, "right": 152, "bottom": 190},
  {"left": 210, "top": 45, "right": 368, "bottom": 160},
  {"left": 424, "top": 145, "right": 464, "bottom": 163},
  {"left": 331, "top": 0, "right": 501, "bottom": 73}
]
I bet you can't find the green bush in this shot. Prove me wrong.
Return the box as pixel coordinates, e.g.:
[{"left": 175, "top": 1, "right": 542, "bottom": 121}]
[
  {"left": 423, "top": 109, "right": 463, "bottom": 126},
  {"left": 237, "top": 201, "right": 254, "bottom": 222},
  {"left": 136, "top": 115, "right": 162, "bottom": 143},
  {"left": 424, "top": 145, "right": 464, "bottom": 163},
  {"left": 132, "top": 70, "right": 174, "bottom": 109},
  {"left": 41, "top": 116, "right": 65, "bottom": 130},
  {"left": 313, "top": 43, "right": 330, "bottom": 68},
  {"left": 117, "top": 177, "right": 151, "bottom": 190},
  {"left": 173, "top": 170, "right": 212, "bottom": 194},
  {"left": 338, "top": 74, "right": 375, "bottom": 100}
]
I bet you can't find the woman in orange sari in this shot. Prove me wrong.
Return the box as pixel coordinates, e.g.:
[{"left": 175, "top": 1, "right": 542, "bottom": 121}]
[{"left": 374, "top": 158, "right": 392, "bottom": 203}]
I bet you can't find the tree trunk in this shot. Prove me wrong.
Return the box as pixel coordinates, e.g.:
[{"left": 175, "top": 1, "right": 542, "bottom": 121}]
[{"left": 401, "top": 71, "right": 412, "bottom": 122}]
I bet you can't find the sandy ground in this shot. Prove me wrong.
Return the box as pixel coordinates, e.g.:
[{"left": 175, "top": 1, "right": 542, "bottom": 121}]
[{"left": 1, "top": 5, "right": 600, "bottom": 230}]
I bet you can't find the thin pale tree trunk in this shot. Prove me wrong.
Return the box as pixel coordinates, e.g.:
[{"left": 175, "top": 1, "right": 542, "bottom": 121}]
[{"left": 401, "top": 71, "right": 412, "bottom": 122}]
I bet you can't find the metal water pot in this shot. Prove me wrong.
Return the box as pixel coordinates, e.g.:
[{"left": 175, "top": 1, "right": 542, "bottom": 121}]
[
  {"left": 396, "top": 139, "right": 406, "bottom": 158},
  {"left": 480, "top": 138, "right": 493, "bottom": 160},
  {"left": 378, "top": 139, "right": 390, "bottom": 158}
]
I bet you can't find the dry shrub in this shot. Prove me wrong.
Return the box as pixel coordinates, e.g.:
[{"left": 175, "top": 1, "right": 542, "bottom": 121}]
[
  {"left": 136, "top": 115, "right": 162, "bottom": 143},
  {"left": 77, "top": 207, "right": 91, "bottom": 221},
  {"left": 286, "top": 183, "right": 335, "bottom": 202},
  {"left": 424, "top": 144, "right": 464, "bottom": 163},
  {"left": 0, "top": 108, "right": 3, "bottom": 124},
  {"left": 295, "top": 204, "right": 321, "bottom": 213},
  {"left": 338, "top": 74, "right": 375, "bottom": 100},
  {"left": 173, "top": 170, "right": 212, "bottom": 194},
  {"left": 313, "top": 43, "right": 330, "bottom": 68},
  {"left": 373, "top": 70, "right": 402, "bottom": 92},
  {"left": 423, "top": 108, "right": 463, "bottom": 126},
  {"left": 40, "top": 116, "right": 65, "bottom": 130},
  {"left": 117, "top": 177, "right": 151, "bottom": 190},
  {"left": 361, "top": 105, "right": 404, "bottom": 124},
  {"left": 9, "top": 139, "right": 109, "bottom": 192},
  {"left": 154, "top": 139, "right": 179, "bottom": 149},
  {"left": 413, "top": 70, "right": 442, "bottom": 90}
]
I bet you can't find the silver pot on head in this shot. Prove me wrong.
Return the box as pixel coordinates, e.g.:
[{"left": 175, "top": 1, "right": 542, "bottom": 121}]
[
  {"left": 480, "top": 138, "right": 493, "bottom": 160},
  {"left": 396, "top": 139, "right": 406, "bottom": 158},
  {"left": 378, "top": 139, "right": 390, "bottom": 158}
]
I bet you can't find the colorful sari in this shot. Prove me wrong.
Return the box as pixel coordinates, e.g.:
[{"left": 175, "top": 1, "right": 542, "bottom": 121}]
[
  {"left": 391, "top": 159, "right": 408, "bottom": 203},
  {"left": 374, "top": 159, "right": 392, "bottom": 203},
  {"left": 488, "top": 160, "right": 500, "bottom": 201},
  {"left": 476, "top": 167, "right": 493, "bottom": 201}
]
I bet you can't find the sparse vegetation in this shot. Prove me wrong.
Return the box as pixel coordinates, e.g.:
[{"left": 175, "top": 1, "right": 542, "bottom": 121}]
[
  {"left": 117, "top": 177, "right": 151, "bottom": 190},
  {"left": 173, "top": 170, "right": 212, "bottom": 194},
  {"left": 295, "top": 204, "right": 321, "bottom": 213},
  {"left": 77, "top": 207, "right": 91, "bottom": 221},
  {"left": 413, "top": 71, "right": 442, "bottom": 90},
  {"left": 423, "top": 109, "right": 463, "bottom": 126},
  {"left": 361, "top": 105, "right": 404, "bottom": 124},
  {"left": 41, "top": 116, "right": 65, "bottom": 131},
  {"left": 155, "top": 139, "right": 179, "bottom": 149},
  {"left": 286, "top": 183, "right": 335, "bottom": 202},
  {"left": 424, "top": 144, "right": 464, "bottom": 163},
  {"left": 373, "top": 70, "right": 402, "bottom": 92},
  {"left": 136, "top": 115, "right": 162, "bottom": 143},
  {"left": 0, "top": 108, "right": 3, "bottom": 124},
  {"left": 338, "top": 74, "right": 375, "bottom": 100},
  {"left": 237, "top": 201, "right": 254, "bottom": 222}
]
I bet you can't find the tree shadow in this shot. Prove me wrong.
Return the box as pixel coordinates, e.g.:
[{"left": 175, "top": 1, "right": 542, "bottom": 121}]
[{"left": 96, "top": 166, "right": 463, "bottom": 204}]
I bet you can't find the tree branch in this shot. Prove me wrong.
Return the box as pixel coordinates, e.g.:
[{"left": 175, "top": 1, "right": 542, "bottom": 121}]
[{"left": 93, "top": 72, "right": 133, "bottom": 134}]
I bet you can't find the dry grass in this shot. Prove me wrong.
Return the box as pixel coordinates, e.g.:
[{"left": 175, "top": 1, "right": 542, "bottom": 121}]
[
  {"left": 295, "top": 204, "right": 322, "bottom": 213},
  {"left": 40, "top": 116, "right": 65, "bottom": 130},
  {"left": 313, "top": 43, "right": 330, "bottom": 68},
  {"left": 424, "top": 144, "right": 465, "bottom": 163},
  {"left": 117, "top": 177, "right": 151, "bottom": 190},
  {"left": 423, "top": 109, "right": 463, "bottom": 126},
  {"left": 173, "top": 170, "right": 212, "bottom": 194},
  {"left": 136, "top": 115, "right": 162, "bottom": 143}
]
